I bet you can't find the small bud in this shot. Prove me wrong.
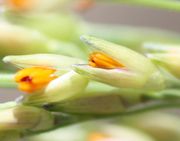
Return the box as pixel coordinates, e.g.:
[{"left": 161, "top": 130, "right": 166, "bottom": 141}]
[
  {"left": 24, "top": 71, "right": 88, "bottom": 105},
  {"left": 0, "top": 105, "right": 54, "bottom": 131},
  {"left": 3, "top": 54, "right": 88, "bottom": 105},
  {"left": 144, "top": 43, "right": 180, "bottom": 79},
  {"left": 147, "top": 52, "right": 180, "bottom": 79},
  {"left": 0, "top": 22, "right": 84, "bottom": 58},
  {"left": 0, "top": 22, "right": 51, "bottom": 55},
  {"left": 73, "top": 35, "right": 165, "bottom": 90}
]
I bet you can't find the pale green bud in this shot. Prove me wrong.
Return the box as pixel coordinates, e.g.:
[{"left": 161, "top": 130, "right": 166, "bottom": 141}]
[
  {"left": 144, "top": 43, "right": 180, "bottom": 78},
  {"left": 73, "top": 35, "right": 165, "bottom": 90},
  {"left": 0, "top": 21, "right": 52, "bottom": 55},
  {"left": 5, "top": 13, "right": 82, "bottom": 42},
  {"left": 3, "top": 53, "right": 88, "bottom": 105},
  {"left": 27, "top": 122, "right": 155, "bottom": 141},
  {"left": 23, "top": 71, "right": 88, "bottom": 105},
  {"left": 0, "top": 21, "right": 85, "bottom": 58},
  {"left": 147, "top": 52, "right": 180, "bottom": 79},
  {"left": 121, "top": 112, "right": 180, "bottom": 141},
  {"left": 0, "top": 105, "right": 54, "bottom": 131}
]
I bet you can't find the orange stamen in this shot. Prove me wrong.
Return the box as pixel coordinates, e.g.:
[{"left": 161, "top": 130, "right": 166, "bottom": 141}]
[
  {"left": 88, "top": 133, "right": 108, "bottom": 141},
  {"left": 89, "top": 52, "right": 124, "bottom": 69},
  {"left": 15, "top": 67, "right": 57, "bottom": 93}
]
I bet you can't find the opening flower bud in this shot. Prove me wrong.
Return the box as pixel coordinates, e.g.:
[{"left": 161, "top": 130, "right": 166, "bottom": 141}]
[
  {"left": 74, "top": 35, "right": 165, "bottom": 90},
  {"left": 15, "top": 67, "right": 57, "bottom": 93}
]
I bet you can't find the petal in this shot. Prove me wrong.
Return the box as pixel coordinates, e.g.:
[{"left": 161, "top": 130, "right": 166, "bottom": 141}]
[
  {"left": 3, "top": 54, "right": 84, "bottom": 69},
  {"left": 73, "top": 65, "right": 165, "bottom": 90}
]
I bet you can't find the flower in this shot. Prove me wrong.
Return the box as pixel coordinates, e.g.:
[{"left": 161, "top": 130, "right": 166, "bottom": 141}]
[
  {"left": 73, "top": 35, "right": 165, "bottom": 90},
  {"left": 3, "top": 54, "right": 88, "bottom": 105}
]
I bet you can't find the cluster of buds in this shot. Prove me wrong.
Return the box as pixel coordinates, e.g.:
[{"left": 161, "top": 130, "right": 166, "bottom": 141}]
[
  {"left": 2, "top": 36, "right": 168, "bottom": 106},
  {"left": 0, "top": 1, "right": 179, "bottom": 141},
  {"left": 0, "top": 35, "right": 180, "bottom": 139}
]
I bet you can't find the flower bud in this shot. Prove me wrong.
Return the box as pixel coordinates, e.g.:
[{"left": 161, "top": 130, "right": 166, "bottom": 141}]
[
  {"left": 0, "top": 22, "right": 84, "bottom": 58},
  {"left": 27, "top": 121, "right": 154, "bottom": 141},
  {"left": 24, "top": 71, "right": 88, "bottom": 105},
  {"left": 0, "top": 22, "right": 51, "bottom": 55},
  {"left": 3, "top": 54, "right": 88, "bottom": 105},
  {"left": 145, "top": 44, "right": 180, "bottom": 78},
  {"left": 73, "top": 35, "right": 165, "bottom": 90},
  {"left": 5, "top": 12, "right": 82, "bottom": 42},
  {"left": 0, "top": 105, "right": 54, "bottom": 131}
]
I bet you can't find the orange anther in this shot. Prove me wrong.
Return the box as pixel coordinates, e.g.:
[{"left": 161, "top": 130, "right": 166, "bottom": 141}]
[
  {"left": 89, "top": 52, "right": 124, "bottom": 69},
  {"left": 15, "top": 67, "right": 57, "bottom": 93}
]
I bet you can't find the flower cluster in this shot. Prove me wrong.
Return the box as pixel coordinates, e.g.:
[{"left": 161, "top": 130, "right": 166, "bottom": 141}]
[{"left": 0, "top": 0, "right": 180, "bottom": 141}]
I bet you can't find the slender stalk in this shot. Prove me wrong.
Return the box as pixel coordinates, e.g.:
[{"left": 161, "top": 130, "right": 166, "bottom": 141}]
[
  {"left": 100, "top": 0, "right": 180, "bottom": 11},
  {"left": 25, "top": 99, "right": 180, "bottom": 137}
]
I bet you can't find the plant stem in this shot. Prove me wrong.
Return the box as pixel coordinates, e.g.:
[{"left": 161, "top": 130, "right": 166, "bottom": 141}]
[
  {"left": 100, "top": 0, "right": 180, "bottom": 11},
  {"left": 25, "top": 98, "right": 180, "bottom": 137}
]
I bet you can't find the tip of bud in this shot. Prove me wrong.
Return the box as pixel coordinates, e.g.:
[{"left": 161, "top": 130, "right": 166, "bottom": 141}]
[
  {"left": 80, "top": 35, "right": 94, "bottom": 46},
  {"left": 3, "top": 56, "right": 12, "bottom": 63}
]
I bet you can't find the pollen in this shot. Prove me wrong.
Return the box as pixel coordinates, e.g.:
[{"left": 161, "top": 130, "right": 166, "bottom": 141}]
[
  {"left": 15, "top": 67, "right": 57, "bottom": 93},
  {"left": 89, "top": 52, "right": 124, "bottom": 69}
]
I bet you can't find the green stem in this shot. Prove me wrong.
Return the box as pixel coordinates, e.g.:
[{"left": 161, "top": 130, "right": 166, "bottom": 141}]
[
  {"left": 25, "top": 99, "right": 180, "bottom": 137},
  {"left": 100, "top": 0, "right": 180, "bottom": 11}
]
